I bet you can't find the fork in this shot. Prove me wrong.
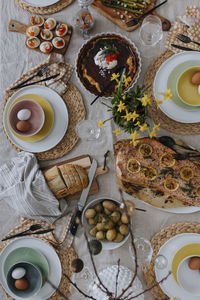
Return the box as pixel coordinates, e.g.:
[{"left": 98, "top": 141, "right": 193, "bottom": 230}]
[
  {"left": 176, "top": 33, "right": 200, "bottom": 47},
  {"left": 11, "top": 65, "right": 49, "bottom": 90}
]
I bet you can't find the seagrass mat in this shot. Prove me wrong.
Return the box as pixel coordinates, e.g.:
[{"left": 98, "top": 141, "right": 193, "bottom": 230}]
[
  {"left": 144, "top": 50, "right": 200, "bottom": 135},
  {"left": 13, "top": 0, "right": 74, "bottom": 15},
  {"left": 1, "top": 216, "right": 77, "bottom": 300},
  {"left": 3, "top": 82, "right": 86, "bottom": 161},
  {"left": 143, "top": 222, "right": 200, "bottom": 300}
]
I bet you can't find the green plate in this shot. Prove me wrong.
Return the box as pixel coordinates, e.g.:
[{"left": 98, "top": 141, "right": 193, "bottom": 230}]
[
  {"left": 3, "top": 247, "right": 49, "bottom": 285},
  {"left": 167, "top": 60, "right": 200, "bottom": 111}
]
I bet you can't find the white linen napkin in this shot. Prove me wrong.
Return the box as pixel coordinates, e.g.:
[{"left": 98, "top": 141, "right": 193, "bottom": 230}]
[{"left": 0, "top": 151, "right": 65, "bottom": 224}]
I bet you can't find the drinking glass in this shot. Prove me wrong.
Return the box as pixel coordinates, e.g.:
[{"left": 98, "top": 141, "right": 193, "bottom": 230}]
[
  {"left": 75, "top": 0, "right": 94, "bottom": 40},
  {"left": 129, "top": 237, "right": 153, "bottom": 268},
  {"left": 139, "top": 15, "right": 163, "bottom": 58},
  {"left": 76, "top": 120, "right": 102, "bottom": 141}
]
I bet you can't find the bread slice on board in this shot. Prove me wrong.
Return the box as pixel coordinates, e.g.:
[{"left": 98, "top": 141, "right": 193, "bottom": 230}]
[{"left": 43, "top": 166, "right": 68, "bottom": 199}]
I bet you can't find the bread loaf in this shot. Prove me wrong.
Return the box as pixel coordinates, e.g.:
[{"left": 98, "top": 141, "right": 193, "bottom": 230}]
[{"left": 43, "top": 163, "right": 88, "bottom": 199}]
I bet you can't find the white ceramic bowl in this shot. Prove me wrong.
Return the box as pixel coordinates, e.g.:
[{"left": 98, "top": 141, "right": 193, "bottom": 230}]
[
  {"left": 177, "top": 255, "right": 200, "bottom": 296},
  {"left": 82, "top": 197, "right": 130, "bottom": 251}
]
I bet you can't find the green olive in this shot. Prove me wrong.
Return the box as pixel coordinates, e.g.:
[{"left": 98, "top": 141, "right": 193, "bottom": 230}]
[
  {"left": 106, "top": 229, "right": 117, "bottom": 241},
  {"left": 113, "top": 233, "right": 124, "bottom": 243},
  {"left": 96, "top": 231, "right": 105, "bottom": 240},
  {"left": 121, "top": 213, "right": 129, "bottom": 224},
  {"left": 88, "top": 218, "right": 96, "bottom": 225},
  {"left": 94, "top": 203, "right": 103, "bottom": 213},
  {"left": 103, "top": 201, "right": 117, "bottom": 211},
  {"left": 119, "top": 224, "right": 129, "bottom": 236},
  {"left": 111, "top": 211, "right": 121, "bottom": 223},
  {"left": 85, "top": 209, "right": 96, "bottom": 219},
  {"left": 89, "top": 226, "right": 98, "bottom": 237}
]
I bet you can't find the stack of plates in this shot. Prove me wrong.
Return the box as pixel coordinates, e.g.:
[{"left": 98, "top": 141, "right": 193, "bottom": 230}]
[
  {"left": 154, "top": 52, "right": 200, "bottom": 123},
  {"left": 155, "top": 233, "right": 200, "bottom": 300},
  {"left": 3, "top": 85, "right": 68, "bottom": 153},
  {"left": 0, "top": 237, "right": 62, "bottom": 299}
]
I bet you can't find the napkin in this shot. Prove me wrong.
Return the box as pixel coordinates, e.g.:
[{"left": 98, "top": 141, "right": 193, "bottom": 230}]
[
  {"left": 0, "top": 151, "right": 66, "bottom": 224},
  {"left": 165, "top": 6, "right": 200, "bottom": 53},
  {"left": 5, "top": 53, "right": 74, "bottom": 97}
]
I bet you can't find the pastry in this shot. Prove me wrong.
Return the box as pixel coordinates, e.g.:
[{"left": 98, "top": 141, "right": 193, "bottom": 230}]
[
  {"left": 55, "top": 23, "right": 68, "bottom": 37},
  {"left": 114, "top": 138, "right": 200, "bottom": 208},
  {"left": 76, "top": 33, "right": 140, "bottom": 97},
  {"left": 26, "top": 26, "right": 40, "bottom": 37},
  {"left": 26, "top": 37, "right": 40, "bottom": 48},
  {"left": 30, "top": 15, "right": 44, "bottom": 27},
  {"left": 44, "top": 18, "right": 56, "bottom": 30},
  {"left": 52, "top": 37, "right": 65, "bottom": 49},
  {"left": 40, "top": 29, "right": 53, "bottom": 41},
  {"left": 40, "top": 41, "right": 53, "bottom": 53}
]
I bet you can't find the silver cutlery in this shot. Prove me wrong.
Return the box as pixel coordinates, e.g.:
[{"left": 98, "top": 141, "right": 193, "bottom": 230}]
[
  {"left": 171, "top": 43, "right": 200, "bottom": 52},
  {"left": 11, "top": 73, "right": 60, "bottom": 89},
  {"left": 176, "top": 33, "right": 200, "bottom": 47},
  {"left": 158, "top": 136, "right": 197, "bottom": 152},
  {"left": 2, "top": 223, "right": 42, "bottom": 241},
  {"left": 19, "top": 228, "right": 54, "bottom": 237},
  {"left": 11, "top": 66, "right": 49, "bottom": 90},
  {"left": 174, "top": 153, "right": 200, "bottom": 161}
]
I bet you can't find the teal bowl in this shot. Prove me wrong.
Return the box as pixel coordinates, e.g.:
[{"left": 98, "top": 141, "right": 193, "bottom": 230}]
[{"left": 6, "top": 261, "right": 42, "bottom": 298}]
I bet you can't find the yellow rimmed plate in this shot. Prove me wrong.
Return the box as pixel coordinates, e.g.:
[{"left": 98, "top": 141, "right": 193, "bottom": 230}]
[
  {"left": 8, "top": 94, "right": 54, "bottom": 143},
  {"left": 171, "top": 243, "right": 200, "bottom": 285},
  {"left": 177, "top": 67, "right": 200, "bottom": 106}
]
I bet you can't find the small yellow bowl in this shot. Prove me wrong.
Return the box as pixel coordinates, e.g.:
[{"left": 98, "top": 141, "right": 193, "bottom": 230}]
[{"left": 177, "top": 67, "right": 200, "bottom": 106}]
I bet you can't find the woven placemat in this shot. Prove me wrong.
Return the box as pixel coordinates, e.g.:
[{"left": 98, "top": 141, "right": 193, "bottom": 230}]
[
  {"left": 3, "top": 82, "right": 86, "bottom": 161},
  {"left": 14, "top": 0, "right": 74, "bottom": 15},
  {"left": 143, "top": 222, "right": 200, "bottom": 300},
  {"left": 144, "top": 50, "right": 200, "bottom": 135}
]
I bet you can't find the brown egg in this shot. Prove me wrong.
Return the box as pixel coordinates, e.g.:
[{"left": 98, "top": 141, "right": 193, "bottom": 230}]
[
  {"left": 188, "top": 256, "right": 200, "bottom": 270},
  {"left": 16, "top": 120, "right": 31, "bottom": 132},
  {"left": 14, "top": 278, "right": 29, "bottom": 290},
  {"left": 191, "top": 72, "right": 200, "bottom": 85}
]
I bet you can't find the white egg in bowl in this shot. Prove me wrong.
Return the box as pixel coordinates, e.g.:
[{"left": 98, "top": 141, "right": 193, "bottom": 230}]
[{"left": 52, "top": 37, "right": 65, "bottom": 49}]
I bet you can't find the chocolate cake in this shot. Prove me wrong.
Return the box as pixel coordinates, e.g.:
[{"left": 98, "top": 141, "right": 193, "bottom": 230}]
[{"left": 76, "top": 33, "right": 141, "bottom": 97}]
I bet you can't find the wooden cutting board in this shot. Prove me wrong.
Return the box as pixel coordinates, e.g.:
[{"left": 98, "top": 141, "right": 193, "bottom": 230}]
[
  {"left": 42, "top": 154, "right": 108, "bottom": 200},
  {"left": 90, "top": 0, "right": 171, "bottom": 32},
  {"left": 8, "top": 19, "right": 72, "bottom": 55}
]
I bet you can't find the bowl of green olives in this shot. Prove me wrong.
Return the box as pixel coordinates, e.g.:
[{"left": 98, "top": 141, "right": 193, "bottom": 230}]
[{"left": 82, "top": 198, "right": 131, "bottom": 250}]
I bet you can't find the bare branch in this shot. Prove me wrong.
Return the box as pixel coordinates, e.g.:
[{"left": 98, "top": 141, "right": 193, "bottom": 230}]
[{"left": 115, "top": 259, "right": 120, "bottom": 298}]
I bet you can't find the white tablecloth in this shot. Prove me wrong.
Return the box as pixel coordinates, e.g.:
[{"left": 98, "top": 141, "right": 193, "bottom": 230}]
[{"left": 1, "top": 0, "right": 200, "bottom": 299}]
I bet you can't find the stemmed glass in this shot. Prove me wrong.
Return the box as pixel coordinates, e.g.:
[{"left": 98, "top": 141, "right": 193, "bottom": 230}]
[
  {"left": 76, "top": 120, "right": 102, "bottom": 141},
  {"left": 129, "top": 237, "right": 153, "bottom": 268},
  {"left": 139, "top": 15, "right": 163, "bottom": 58},
  {"left": 75, "top": 0, "right": 94, "bottom": 40}
]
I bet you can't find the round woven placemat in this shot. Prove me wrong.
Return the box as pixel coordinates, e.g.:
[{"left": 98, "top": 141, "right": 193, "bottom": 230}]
[
  {"left": 3, "top": 82, "right": 86, "bottom": 161},
  {"left": 14, "top": 0, "right": 74, "bottom": 15},
  {"left": 144, "top": 50, "right": 200, "bottom": 135},
  {"left": 143, "top": 222, "right": 200, "bottom": 300}
]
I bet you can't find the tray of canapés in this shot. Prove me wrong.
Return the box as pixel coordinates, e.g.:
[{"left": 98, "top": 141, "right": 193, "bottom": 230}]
[{"left": 8, "top": 15, "right": 72, "bottom": 55}]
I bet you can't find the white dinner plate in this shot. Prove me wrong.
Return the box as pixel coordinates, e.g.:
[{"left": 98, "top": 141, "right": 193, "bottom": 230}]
[
  {"left": 155, "top": 233, "right": 200, "bottom": 300},
  {"left": 3, "top": 85, "right": 68, "bottom": 153},
  {"left": 153, "top": 51, "right": 200, "bottom": 123},
  {"left": 0, "top": 237, "right": 62, "bottom": 300},
  {"left": 21, "top": 0, "right": 59, "bottom": 7}
]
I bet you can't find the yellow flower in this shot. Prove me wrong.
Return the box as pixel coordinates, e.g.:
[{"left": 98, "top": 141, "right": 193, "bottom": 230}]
[
  {"left": 117, "top": 101, "right": 126, "bottom": 113},
  {"left": 153, "top": 123, "right": 160, "bottom": 131},
  {"left": 149, "top": 129, "right": 157, "bottom": 138},
  {"left": 140, "top": 94, "right": 151, "bottom": 106},
  {"left": 139, "top": 123, "right": 148, "bottom": 132},
  {"left": 113, "top": 128, "right": 122, "bottom": 136},
  {"left": 123, "top": 75, "right": 132, "bottom": 87},
  {"left": 155, "top": 98, "right": 163, "bottom": 109},
  {"left": 129, "top": 130, "right": 139, "bottom": 146},
  {"left": 98, "top": 120, "right": 104, "bottom": 128},
  {"left": 157, "top": 88, "right": 173, "bottom": 101},
  {"left": 111, "top": 73, "right": 120, "bottom": 81},
  {"left": 130, "top": 111, "right": 139, "bottom": 122},
  {"left": 123, "top": 111, "right": 133, "bottom": 122},
  {"left": 122, "top": 95, "right": 126, "bottom": 100}
]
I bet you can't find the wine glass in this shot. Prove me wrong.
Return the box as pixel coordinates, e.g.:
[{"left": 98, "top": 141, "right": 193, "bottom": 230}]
[
  {"left": 139, "top": 15, "right": 163, "bottom": 58},
  {"left": 76, "top": 120, "right": 102, "bottom": 141},
  {"left": 129, "top": 237, "right": 153, "bottom": 268}
]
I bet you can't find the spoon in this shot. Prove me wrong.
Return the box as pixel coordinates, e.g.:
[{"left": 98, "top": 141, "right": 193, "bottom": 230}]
[
  {"left": 2, "top": 224, "right": 42, "bottom": 241},
  {"left": 174, "top": 153, "right": 200, "bottom": 161},
  {"left": 158, "top": 136, "right": 196, "bottom": 152}
]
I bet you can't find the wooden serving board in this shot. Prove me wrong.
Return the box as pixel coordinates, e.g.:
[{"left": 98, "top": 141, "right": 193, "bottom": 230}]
[
  {"left": 42, "top": 154, "right": 108, "bottom": 201},
  {"left": 8, "top": 19, "right": 72, "bottom": 55},
  {"left": 90, "top": 0, "right": 170, "bottom": 32}
]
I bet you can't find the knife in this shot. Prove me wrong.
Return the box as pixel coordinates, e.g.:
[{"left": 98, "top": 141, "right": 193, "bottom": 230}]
[
  {"left": 171, "top": 44, "right": 200, "bottom": 52},
  {"left": 2, "top": 228, "right": 54, "bottom": 241},
  {"left": 69, "top": 159, "right": 98, "bottom": 236},
  {"left": 11, "top": 73, "right": 60, "bottom": 90}
]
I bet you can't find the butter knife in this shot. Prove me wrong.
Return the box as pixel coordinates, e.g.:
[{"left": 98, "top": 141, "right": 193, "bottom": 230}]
[
  {"left": 2, "top": 228, "right": 54, "bottom": 241},
  {"left": 69, "top": 159, "right": 98, "bottom": 236},
  {"left": 171, "top": 44, "right": 200, "bottom": 52}
]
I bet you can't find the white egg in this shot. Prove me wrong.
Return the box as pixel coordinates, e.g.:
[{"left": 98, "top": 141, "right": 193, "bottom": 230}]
[
  {"left": 17, "top": 109, "right": 31, "bottom": 121},
  {"left": 198, "top": 85, "right": 200, "bottom": 95},
  {"left": 11, "top": 267, "right": 26, "bottom": 279}
]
